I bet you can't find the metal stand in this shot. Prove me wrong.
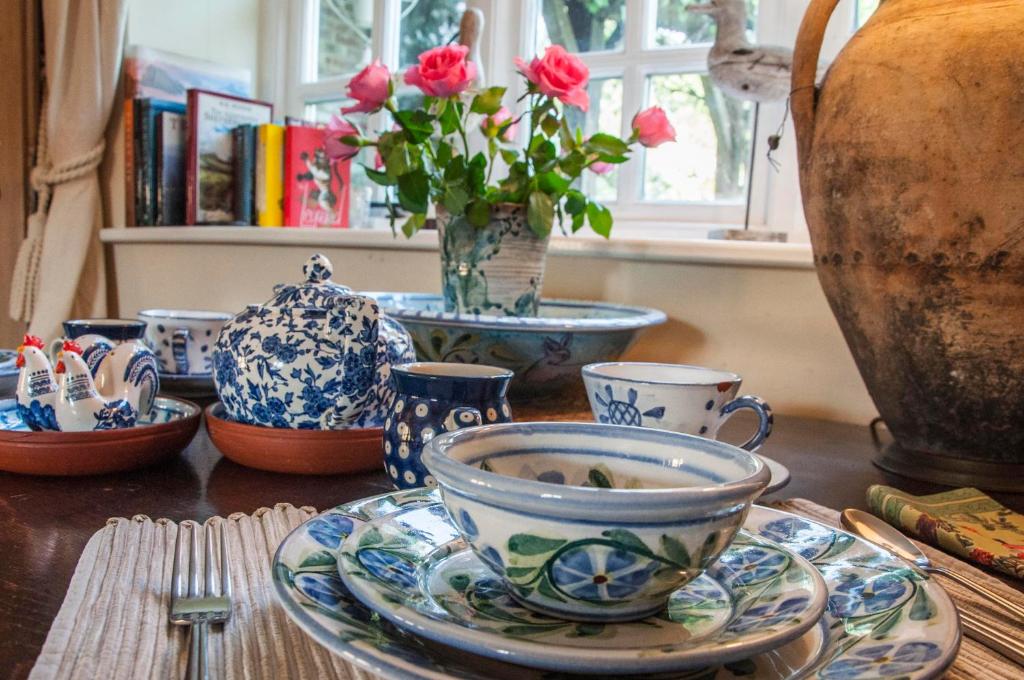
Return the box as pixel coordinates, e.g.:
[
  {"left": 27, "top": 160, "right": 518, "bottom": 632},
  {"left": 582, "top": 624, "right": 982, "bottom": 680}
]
[{"left": 874, "top": 444, "right": 1024, "bottom": 493}]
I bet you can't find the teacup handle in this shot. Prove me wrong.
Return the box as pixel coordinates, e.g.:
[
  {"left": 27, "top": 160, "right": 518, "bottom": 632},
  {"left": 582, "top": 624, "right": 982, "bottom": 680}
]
[
  {"left": 719, "top": 395, "right": 774, "bottom": 451},
  {"left": 443, "top": 407, "right": 483, "bottom": 432},
  {"left": 171, "top": 329, "right": 191, "bottom": 375},
  {"left": 47, "top": 339, "right": 64, "bottom": 366}
]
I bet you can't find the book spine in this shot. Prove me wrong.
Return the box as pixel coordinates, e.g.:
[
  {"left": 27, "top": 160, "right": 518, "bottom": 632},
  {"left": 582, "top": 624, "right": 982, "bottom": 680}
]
[
  {"left": 248, "top": 125, "right": 258, "bottom": 226},
  {"left": 123, "top": 99, "right": 135, "bottom": 226},
  {"left": 140, "top": 100, "right": 158, "bottom": 225},
  {"left": 185, "top": 91, "right": 198, "bottom": 225},
  {"left": 282, "top": 127, "right": 297, "bottom": 227},
  {"left": 256, "top": 124, "right": 283, "bottom": 227},
  {"left": 155, "top": 116, "right": 166, "bottom": 226},
  {"left": 133, "top": 99, "right": 148, "bottom": 226},
  {"left": 231, "top": 126, "right": 255, "bottom": 225}
]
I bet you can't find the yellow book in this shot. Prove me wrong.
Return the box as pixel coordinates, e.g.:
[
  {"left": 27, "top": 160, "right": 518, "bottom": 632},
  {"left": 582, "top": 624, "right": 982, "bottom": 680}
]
[{"left": 256, "top": 123, "right": 284, "bottom": 226}]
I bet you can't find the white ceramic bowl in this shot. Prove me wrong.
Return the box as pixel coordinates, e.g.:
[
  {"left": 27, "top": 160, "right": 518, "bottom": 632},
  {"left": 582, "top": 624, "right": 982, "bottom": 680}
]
[{"left": 422, "top": 422, "right": 770, "bottom": 622}]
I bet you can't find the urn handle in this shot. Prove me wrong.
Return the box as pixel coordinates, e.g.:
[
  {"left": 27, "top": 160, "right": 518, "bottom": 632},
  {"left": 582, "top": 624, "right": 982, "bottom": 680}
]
[{"left": 792, "top": 0, "right": 841, "bottom": 161}]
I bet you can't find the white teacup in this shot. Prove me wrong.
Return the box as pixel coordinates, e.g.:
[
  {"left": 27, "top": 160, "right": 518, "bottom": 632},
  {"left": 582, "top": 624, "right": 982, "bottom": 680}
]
[
  {"left": 138, "top": 309, "right": 232, "bottom": 375},
  {"left": 582, "top": 362, "right": 773, "bottom": 451}
]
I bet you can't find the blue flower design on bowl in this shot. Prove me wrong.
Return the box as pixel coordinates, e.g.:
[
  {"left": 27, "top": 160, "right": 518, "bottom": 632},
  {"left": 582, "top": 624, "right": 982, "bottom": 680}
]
[
  {"left": 715, "top": 545, "right": 790, "bottom": 587},
  {"left": 727, "top": 595, "right": 811, "bottom": 634},
  {"left": 759, "top": 516, "right": 837, "bottom": 561},
  {"left": 357, "top": 549, "right": 418, "bottom": 591},
  {"left": 296, "top": 572, "right": 349, "bottom": 608},
  {"left": 479, "top": 545, "right": 504, "bottom": 572},
  {"left": 457, "top": 510, "right": 479, "bottom": 541},
  {"left": 307, "top": 514, "right": 356, "bottom": 550},
  {"left": 550, "top": 544, "right": 661, "bottom": 602},
  {"left": 819, "top": 641, "right": 942, "bottom": 679},
  {"left": 828, "top": 569, "right": 912, "bottom": 618}
]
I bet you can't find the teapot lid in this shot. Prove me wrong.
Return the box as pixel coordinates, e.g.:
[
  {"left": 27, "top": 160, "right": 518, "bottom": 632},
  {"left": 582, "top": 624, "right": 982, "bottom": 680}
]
[{"left": 265, "top": 253, "right": 355, "bottom": 309}]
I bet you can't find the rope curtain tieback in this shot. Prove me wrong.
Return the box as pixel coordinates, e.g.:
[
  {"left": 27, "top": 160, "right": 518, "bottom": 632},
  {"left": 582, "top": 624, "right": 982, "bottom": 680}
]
[{"left": 8, "top": 91, "right": 107, "bottom": 324}]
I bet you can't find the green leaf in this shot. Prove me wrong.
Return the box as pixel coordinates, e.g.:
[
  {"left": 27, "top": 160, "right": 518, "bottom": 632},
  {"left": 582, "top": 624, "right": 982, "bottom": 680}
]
[
  {"left": 537, "top": 171, "right": 570, "bottom": 196},
  {"left": 448, "top": 573, "right": 471, "bottom": 593},
  {"left": 571, "top": 623, "right": 606, "bottom": 637},
  {"left": 362, "top": 166, "right": 397, "bottom": 186},
  {"left": 571, "top": 211, "right": 585, "bottom": 233},
  {"left": 503, "top": 566, "right": 535, "bottom": 579},
  {"left": 299, "top": 550, "right": 336, "bottom": 568},
  {"left": 559, "top": 150, "right": 587, "bottom": 178},
  {"left": 439, "top": 103, "right": 460, "bottom": 136},
  {"left": 587, "top": 467, "right": 613, "bottom": 488},
  {"left": 507, "top": 533, "right": 566, "bottom": 556},
  {"left": 527, "top": 191, "right": 554, "bottom": 237},
  {"left": 397, "top": 171, "right": 429, "bottom": 213},
  {"left": 909, "top": 586, "right": 937, "bottom": 620},
  {"left": 565, "top": 190, "right": 586, "bottom": 215},
  {"left": 870, "top": 609, "right": 903, "bottom": 638},
  {"left": 586, "top": 201, "right": 613, "bottom": 238},
  {"left": 470, "top": 86, "right": 506, "bottom": 115},
  {"left": 603, "top": 529, "right": 649, "bottom": 554},
  {"left": 385, "top": 143, "right": 411, "bottom": 176},
  {"left": 436, "top": 140, "right": 453, "bottom": 167},
  {"left": 468, "top": 152, "right": 487, "bottom": 194},
  {"left": 466, "top": 199, "right": 491, "bottom": 227},
  {"left": 529, "top": 137, "right": 557, "bottom": 165},
  {"left": 393, "top": 109, "right": 435, "bottom": 144},
  {"left": 444, "top": 155, "right": 467, "bottom": 183},
  {"left": 401, "top": 212, "right": 426, "bottom": 237},
  {"left": 586, "top": 132, "right": 630, "bottom": 157},
  {"left": 540, "top": 114, "right": 560, "bottom": 138},
  {"left": 661, "top": 535, "right": 691, "bottom": 567},
  {"left": 441, "top": 184, "right": 470, "bottom": 215},
  {"left": 499, "top": 148, "right": 519, "bottom": 165}
]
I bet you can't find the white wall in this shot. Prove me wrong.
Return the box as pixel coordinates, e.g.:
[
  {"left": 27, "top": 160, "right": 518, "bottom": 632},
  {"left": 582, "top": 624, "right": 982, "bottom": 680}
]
[{"left": 126, "top": 0, "right": 261, "bottom": 76}]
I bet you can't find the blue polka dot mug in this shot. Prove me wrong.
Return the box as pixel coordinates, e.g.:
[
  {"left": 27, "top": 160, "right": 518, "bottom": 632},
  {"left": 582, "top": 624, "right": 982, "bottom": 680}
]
[
  {"left": 139, "top": 309, "right": 231, "bottom": 375},
  {"left": 384, "top": 362, "right": 514, "bottom": 489},
  {"left": 582, "top": 362, "right": 773, "bottom": 451}
]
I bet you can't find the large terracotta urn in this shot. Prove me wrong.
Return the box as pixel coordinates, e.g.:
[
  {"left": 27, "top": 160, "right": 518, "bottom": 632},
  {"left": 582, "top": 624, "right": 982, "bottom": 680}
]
[{"left": 792, "top": 0, "right": 1024, "bottom": 490}]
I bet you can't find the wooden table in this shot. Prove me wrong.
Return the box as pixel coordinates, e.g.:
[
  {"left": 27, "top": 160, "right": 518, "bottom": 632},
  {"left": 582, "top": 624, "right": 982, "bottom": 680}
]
[{"left": 1, "top": 411, "right": 1022, "bottom": 679}]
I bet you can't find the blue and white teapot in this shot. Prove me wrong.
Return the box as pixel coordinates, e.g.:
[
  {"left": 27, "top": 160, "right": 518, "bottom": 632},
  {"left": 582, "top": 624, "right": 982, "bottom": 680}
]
[{"left": 212, "top": 253, "right": 415, "bottom": 429}]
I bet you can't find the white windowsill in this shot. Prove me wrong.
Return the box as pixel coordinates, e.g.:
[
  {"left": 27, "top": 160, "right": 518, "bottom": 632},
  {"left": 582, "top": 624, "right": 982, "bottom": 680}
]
[{"left": 99, "top": 226, "right": 814, "bottom": 270}]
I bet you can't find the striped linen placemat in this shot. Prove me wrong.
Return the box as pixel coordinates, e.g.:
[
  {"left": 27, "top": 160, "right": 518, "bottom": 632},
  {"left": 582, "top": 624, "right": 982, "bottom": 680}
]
[{"left": 27, "top": 500, "right": 1023, "bottom": 678}]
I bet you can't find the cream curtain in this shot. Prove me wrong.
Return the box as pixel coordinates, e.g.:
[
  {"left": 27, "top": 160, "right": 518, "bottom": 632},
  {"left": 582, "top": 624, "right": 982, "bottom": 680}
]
[{"left": 8, "top": 0, "right": 128, "bottom": 341}]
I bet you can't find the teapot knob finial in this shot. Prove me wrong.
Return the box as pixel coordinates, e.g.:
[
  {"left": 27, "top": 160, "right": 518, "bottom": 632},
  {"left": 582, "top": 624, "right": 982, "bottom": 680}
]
[{"left": 303, "top": 253, "right": 333, "bottom": 283}]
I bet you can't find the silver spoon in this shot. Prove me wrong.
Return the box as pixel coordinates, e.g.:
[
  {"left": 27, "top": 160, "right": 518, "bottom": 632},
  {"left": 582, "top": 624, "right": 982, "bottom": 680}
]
[{"left": 840, "top": 509, "right": 1024, "bottom": 622}]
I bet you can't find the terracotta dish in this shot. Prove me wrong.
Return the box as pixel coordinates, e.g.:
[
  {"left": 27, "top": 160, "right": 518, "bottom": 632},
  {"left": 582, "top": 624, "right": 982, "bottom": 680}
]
[
  {"left": 205, "top": 402, "right": 384, "bottom": 475},
  {"left": 0, "top": 397, "right": 200, "bottom": 476}
]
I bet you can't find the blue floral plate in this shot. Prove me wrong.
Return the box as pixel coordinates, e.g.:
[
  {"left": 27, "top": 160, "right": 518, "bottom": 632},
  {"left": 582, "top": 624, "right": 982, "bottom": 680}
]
[
  {"left": 369, "top": 293, "right": 667, "bottom": 398},
  {"left": 337, "top": 502, "right": 828, "bottom": 674},
  {"left": 272, "top": 489, "right": 960, "bottom": 679}
]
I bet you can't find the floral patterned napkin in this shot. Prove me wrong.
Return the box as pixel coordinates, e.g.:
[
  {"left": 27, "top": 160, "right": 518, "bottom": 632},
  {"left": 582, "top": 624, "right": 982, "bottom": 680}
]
[{"left": 867, "top": 485, "right": 1024, "bottom": 579}]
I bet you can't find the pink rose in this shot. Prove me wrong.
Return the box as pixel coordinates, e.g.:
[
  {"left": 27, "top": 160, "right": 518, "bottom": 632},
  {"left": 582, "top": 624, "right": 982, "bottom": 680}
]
[
  {"left": 324, "top": 115, "right": 360, "bottom": 161},
  {"left": 632, "top": 107, "right": 676, "bottom": 148},
  {"left": 342, "top": 59, "right": 391, "bottom": 114},
  {"left": 588, "top": 161, "right": 614, "bottom": 175},
  {"left": 515, "top": 46, "right": 590, "bottom": 111},
  {"left": 481, "top": 106, "right": 518, "bottom": 142},
  {"left": 403, "top": 45, "right": 477, "bottom": 98},
  {"left": 374, "top": 149, "right": 384, "bottom": 170}
]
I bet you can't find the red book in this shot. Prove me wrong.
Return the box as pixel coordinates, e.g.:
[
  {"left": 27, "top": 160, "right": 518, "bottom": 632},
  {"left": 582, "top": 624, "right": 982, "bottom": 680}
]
[{"left": 283, "top": 126, "right": 351, "bottom": 228}]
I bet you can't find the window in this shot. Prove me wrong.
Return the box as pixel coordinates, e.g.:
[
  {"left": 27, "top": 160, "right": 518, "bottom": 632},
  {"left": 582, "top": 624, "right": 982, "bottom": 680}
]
[{"left": 273, "top": 0, "right": 873, "bottom": 239}]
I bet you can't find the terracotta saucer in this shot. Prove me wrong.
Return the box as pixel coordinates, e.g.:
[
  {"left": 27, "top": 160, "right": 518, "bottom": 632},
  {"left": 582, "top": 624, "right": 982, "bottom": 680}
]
[
  {"left": 0, "top": 396, "right": 201, "bottom": 476},
  {"left": 205, "top": 402, "right": 384, "bottom": 475}
]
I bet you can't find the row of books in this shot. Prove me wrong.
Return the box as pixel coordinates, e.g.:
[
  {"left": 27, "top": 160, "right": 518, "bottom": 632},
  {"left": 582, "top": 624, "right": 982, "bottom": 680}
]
[{"left": 123, "top": 46, "right": 351, "bottom": 228}]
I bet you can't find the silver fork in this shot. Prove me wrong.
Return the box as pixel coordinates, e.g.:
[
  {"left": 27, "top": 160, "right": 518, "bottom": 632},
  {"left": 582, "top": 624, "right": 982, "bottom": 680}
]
[{"left": 169, "top": 521, "right": 233, "bottom": 680}]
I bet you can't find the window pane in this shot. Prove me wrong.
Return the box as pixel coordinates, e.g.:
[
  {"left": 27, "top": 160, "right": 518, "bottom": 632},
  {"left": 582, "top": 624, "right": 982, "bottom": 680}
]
[
  {"left": 316, "top": 0, "right": 374, "bottom": 79},
  {"left": 537, "top": 0, "right": 626, "bottom": 53},
  {"left": 855, "top": 0, "right": 879, "bottom": 27},
  {"left": 399, "top": 0, "right": 466, "bottom": 67},
  {"left": 564, "top": 78, "right": 622, "bottom": 203},
  {"left": 643, "top": 74, "right": 754, "bottom": 203},
  {"left": 654, "top": 0, "right": 757, "bottom": 47}
]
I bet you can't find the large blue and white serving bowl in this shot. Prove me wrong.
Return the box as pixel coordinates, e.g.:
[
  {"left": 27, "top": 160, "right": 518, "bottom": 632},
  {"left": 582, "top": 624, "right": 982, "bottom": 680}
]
[
  {"left": 368, "top": 293, "right": 666, "bottom": 399},
  {"left": 422, "top": 422, "right": 770, "bottom": 622}
]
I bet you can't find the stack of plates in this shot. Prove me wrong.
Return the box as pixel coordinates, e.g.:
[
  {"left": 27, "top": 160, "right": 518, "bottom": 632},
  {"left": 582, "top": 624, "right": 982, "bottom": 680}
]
[
  {"left": 0, "top": 349, "right": 17, "bottom": 397},
  {"left": 273, "top": 488, "right": 960, "bottom": 679}
]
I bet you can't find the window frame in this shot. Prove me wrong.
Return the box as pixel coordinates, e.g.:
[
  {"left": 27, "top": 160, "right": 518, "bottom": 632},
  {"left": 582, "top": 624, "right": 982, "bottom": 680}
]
[{"left": 265, "top": 0, "right": 868, "bottom": 241}]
